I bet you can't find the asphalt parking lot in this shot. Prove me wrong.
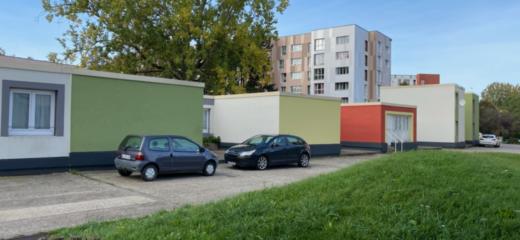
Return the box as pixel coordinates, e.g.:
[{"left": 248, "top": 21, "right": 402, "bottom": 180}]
[{"left": 0, "top": 154, "right": 379, "bottom": 239}]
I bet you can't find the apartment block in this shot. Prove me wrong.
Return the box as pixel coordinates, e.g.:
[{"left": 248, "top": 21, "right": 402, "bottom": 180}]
[{"left": 271, "top": 25, "right": 391, "bottom": 103}]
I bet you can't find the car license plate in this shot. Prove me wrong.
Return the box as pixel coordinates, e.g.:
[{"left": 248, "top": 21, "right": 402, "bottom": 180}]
[{"left": 121, "top": 154, "right": 131, "bottom": 160}]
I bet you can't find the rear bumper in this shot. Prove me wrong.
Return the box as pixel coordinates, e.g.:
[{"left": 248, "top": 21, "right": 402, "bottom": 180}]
[{"left": 114, "top": 158, "right": 145, "bottom": 172}]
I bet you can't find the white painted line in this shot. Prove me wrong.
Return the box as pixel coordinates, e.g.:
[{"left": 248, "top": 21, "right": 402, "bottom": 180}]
[{"left": 0, "top": 196, "right": 154, "bottom": 222}]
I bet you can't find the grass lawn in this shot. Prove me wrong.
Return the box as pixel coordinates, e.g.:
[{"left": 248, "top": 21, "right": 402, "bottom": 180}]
[{"left": 51, "top": 151, "right": 520, "bottom": 239}]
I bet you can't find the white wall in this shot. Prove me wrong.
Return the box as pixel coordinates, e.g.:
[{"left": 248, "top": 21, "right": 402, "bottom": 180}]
[
  {"left": 0, "top": 68, "right": 71, "bottom": 159},
  {"left": 381, "top": 84, "right": 465, "bottom": 144},
  {"left": 210, "top": 94, "right": 280, "bottom": 144}
]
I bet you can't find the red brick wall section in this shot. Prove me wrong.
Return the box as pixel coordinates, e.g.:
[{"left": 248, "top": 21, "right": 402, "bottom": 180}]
[
  {"left": 341, "top": 105, "right": 384, "bottom": 143},
  {"left": 416, "top": 74, "right": 440, "bottom": 85},
  {"left": 341, "top": 104, "right": 417, "bottom": 143}
]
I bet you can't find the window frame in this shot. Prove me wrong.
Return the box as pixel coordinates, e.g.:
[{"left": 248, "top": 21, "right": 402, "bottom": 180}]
[
  {"left": 291, "top": 44, "right": 302, "bottom": 52},
  {"left": 291, "top": 72, "right": 302, "bottom": 80},
  {"left": 203, "top": 108, "right": 210, "bottom": 134},
  {"left": 8, "top": 88, "right": 56, "bottom": 136},
  {"left": 336, "top": 35, "right": 349, "bottom": 45},
  {"left": 291, "top": 58, "right": 302, "bottom": 66},
  {"left": 148, "top": 137, "right": 171, "bottom": 152},
  {"left": 314, "top": 38, "right": 325, "bottom": 51},
  {"left": 314, "top": 68, "right": 325, "bottom": 80},
  {"left": 335, "top": 82, "right": 349, "bottom": 91},
  {"left": 336, "top": 51, "right": 349, "bottom": 60},
  {"left": 336, "top": 67, "right": 349, "bottom": 75},
  {"left": 171, "top": 137, "right": 201, "bottom": 153},
  {"left": 314, "top": 53, "right": 325, "bottom": 66},
  {"left": 314, "top": 83, "right": 325, "bottom": 95}
]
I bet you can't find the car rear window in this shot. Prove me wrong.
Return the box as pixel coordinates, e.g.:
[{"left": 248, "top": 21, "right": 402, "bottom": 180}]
[
  {"left": 119, "top": 136, "right": 143, "bottom": 151},
  {"left": 483, "top": 135, "right": 495, "bottom": 138}
]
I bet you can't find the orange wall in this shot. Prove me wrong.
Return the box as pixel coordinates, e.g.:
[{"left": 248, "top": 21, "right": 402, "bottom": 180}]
[
  {"left": 416, "top": 74, "right": 440, "bottom": 85},
  {"left": 341, "top": 104, "right": 417, "bottom": 143},
  {"left": 341, "top": 105, "right": 384, "bottom": 143}
]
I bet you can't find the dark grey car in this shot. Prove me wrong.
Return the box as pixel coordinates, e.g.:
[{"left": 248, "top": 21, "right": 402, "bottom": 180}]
[{"left": 114, "top": 135, "right": 218, "bottom": 181}]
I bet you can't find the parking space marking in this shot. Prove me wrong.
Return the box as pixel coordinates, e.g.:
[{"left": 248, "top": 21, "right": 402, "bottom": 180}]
[{"left": 0, "top": 196, "right": 154, "bottom": 223}]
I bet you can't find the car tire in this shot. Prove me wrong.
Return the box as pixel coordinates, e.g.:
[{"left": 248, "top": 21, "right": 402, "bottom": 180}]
[
  {"left": 298, "top": 153, "right": 310, "bottom": 168},
  {"left": 141, "top": 164, "right": 158, "bottom": 181},
  {"left": 256, "top": 155, "right": 269, "bottom": 170},
  {"left": 203, "top": 162, "right": 216, "bottom": 176},
  {"left": 118, "top": 169, "right": 132, "bottom": 177}
]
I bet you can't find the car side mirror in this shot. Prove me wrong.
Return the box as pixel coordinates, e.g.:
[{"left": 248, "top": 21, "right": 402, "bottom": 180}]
[{"left": 199, "top": 147, "right": 206, "bottom": 153}]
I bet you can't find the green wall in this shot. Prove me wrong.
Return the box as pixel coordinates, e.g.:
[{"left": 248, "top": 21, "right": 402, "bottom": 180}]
[
  {"left": 71, "top": 75, "right": 203, "bottom": 152},
  {"left": 279, "top": 95, "right": 340, "bottom": 144},
  {"left": 465, "top": 93, "right": 480, "bottom": 142}
]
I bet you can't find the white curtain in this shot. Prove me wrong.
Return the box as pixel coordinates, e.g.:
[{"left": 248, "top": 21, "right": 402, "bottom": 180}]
[
  {"left": 12, "top": 93, "right": 30, "bottom": 129},
  {"left": 35, "top": 94, "right": 51, "bottom": 129}
]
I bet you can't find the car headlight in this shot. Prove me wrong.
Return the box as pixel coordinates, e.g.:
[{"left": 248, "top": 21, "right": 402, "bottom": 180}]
[
  {"left": 239, "top": 150, "right": 255, "bottom": 157},
  {"left": 225, "top": 149, "right": 231, "bottom": 154}
]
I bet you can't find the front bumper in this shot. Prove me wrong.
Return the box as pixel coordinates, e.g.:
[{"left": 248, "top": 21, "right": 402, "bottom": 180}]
[
  {"left": 114, "top": 158, "right": 145, "bottom": 172},
  {"left": 224, "top": 154, "right": 257, "bottom": 167}
]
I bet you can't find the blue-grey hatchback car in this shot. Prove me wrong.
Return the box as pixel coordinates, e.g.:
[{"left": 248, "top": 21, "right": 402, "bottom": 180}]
[{"left": 114, "top": 135, "right": 218, "bottom": 181}]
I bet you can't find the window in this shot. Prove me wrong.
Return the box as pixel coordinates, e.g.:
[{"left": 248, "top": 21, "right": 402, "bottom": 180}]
[
  {"left": 314, "top": 53, "right": 324, "bottom": 66},
  {"left": 281, "top": 45, "right": 287, "bottom": 55},
  {"left": 119, "top": 136, "right": 143, "bottom": 151},
  {"left": 291, "top": 58, "right": 302, "bottom": 66},
  {"left": 314, "top": 68, "right": 324, "bottom": 80},
  {"left": 8, "top": 89, "right": 55, "bottom": 136},
  {"left": 291, "top": 44, "right": 302, "bottom": 52},
  {"left": 148, "top": 138, "right": 170, "bottom": 151},
  {"left": 172, "top": 138, "right": 200, "bottom": 152},
  {"left": 280, "top": 86, "right": 286, "bottom": 92},
  {"left": 341, "top": 97, "right": 349, "bottom": 103},
  {"left": 365, "top": 55, "right": 368, "bottom": 66},
  {"left": 290, "top": 85, "right": 302, "bottom": 94},
  {"left": 314, "top": 38, "right": 325, "bottom": 51},
  {"left": 336, "top": 36, "right": 349, "bottom": 44},
  {"left": 307, "top": 85, "right": 311, "bottom": 95},
  {"left": 314, "top": 83, "right": 324, "bottom": 94},
  {"left": 273, "top": 137, "right": 288, "bottom": 146},
  {"left": 203, "top": 108, "right": 210, "bottom": 133},
  {"left": 336, "top": 51, "right": 349, "bottom": 60},
  {"left": 291, "top": 72, "right": 302, "bottom": 80},
  {"left": 335, "top": 82, "right": 349, "bottom": 90},
  {"left": 365, "top": 40, "right": 368, "bottom": 52},
  {"left": 336, "top": 67, "right": 349, "bottom": 75},
  {"left": 364, "top": 70, "right": 368, "bottom": 81},
  {"left": 281, "top": 73, "right": 287, "bottom": 82},
  {"left": 287, "top": 136, "right": 304, "bottom": 145},
  {"left": 279, "top": 59, "right": 285, "bottom": 69}
]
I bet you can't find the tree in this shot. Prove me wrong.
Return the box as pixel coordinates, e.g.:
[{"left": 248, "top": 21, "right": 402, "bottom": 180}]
[
  {"left": 42, "top": 0, "right": 289, "bottom": 94},
  {"left": 0, "top": 47, "right": 5, "bottom": 56},
  {"left": 480, "top": 82, "right": 520, "bottom": 140}
]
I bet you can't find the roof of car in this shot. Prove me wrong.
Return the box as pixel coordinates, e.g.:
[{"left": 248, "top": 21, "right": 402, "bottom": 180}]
[{"left": 126, "top": 134, "right": 191, "bottom": 138}]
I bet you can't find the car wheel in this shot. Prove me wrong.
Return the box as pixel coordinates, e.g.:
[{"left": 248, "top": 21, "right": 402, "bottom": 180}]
[
  {"left": 141, "top": 165, "right": 158, "bottom": 181},
  {"left": 298, "top": 153, "right": 310, "bottom": 168},
  {"left": 118, "top": 169, "right": 132, "bottom": 177},
  {"left": 203, "top": 162, "right": 216, "bottom": 176},
  {"left": 256, "top": 156, "right": 269, "bottom": 170}
]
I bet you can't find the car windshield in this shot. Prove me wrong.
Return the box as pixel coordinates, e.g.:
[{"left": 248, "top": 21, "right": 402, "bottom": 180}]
[
  {"left": 119, "top": 136, "right": 143, "bottom": 151},
  {"left": 483, "top": 135, "right": 496, "bottom": 139},
  {"left": 243, "top": 135, "right": 274, "bottom": 145}
]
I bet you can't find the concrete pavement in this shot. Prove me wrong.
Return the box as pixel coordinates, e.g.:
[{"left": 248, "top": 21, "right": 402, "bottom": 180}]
[{"left": 0, "top": 154, "right": 379, "bottom": 239}]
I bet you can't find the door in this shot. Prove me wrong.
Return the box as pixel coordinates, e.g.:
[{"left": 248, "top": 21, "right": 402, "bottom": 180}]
[
  {"left": 146, "top": 137, "right": 173, "bottom": 171},
  {"left": 286, "top": 136, "right": 304, "bottom": 162},
  {"left": 268, "top": 136, "right": 289, "bottom": 164},
  {"left": 385, "top": 114, "right": 411, "bottom": 144},
  {"left": 171, "top": 137, "right": 206, "bottom": 171}
]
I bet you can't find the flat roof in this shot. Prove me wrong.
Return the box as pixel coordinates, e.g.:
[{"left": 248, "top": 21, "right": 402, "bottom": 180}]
[
  {"left": 381, "top": 83, "right": 464, "bottom": 91},
  {"left": 341, "top": 102, "right": 416, "bottom": 109},
  {"left": 0, "top": 56, "right": 204, "bottom": 88},
  {"left": 205, "top": 92, "right": 341, "bottom": 102}
]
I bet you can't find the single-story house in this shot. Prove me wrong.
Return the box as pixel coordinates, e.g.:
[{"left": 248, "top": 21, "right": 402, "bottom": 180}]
[
  {"left": 340, "top": 102, "right": 417, "bottom": 152},
  {"left": 0, "top": 56, "right": 204, "bottom": 172},
  {"left": 465, "top": 92, "right": 480, "bottom": 145},
  {"left": 381, "top": 84, "right": 466, "bottom": 148},
  {"left": 204, "top": 92, "right": 341, "bottom": 156}
]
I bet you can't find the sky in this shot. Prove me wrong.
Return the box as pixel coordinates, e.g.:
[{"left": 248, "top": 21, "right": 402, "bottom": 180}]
[{"left": 1, "top": 0, "right": 519, "bottom": 95}]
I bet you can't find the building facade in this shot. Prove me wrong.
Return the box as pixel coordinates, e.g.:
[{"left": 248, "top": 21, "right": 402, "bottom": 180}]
[
  {"left": 381, "top": 84, "right": 466, "bottom": 148},
  {"left": 0, "top": 56, "right": 204, "bottom": 172},
  {"left": 203, "top": 92, "right": 341, "bottom": 156},
  {"left": 271, "top": 25, "right": 391, "bottom": 103},
  {"left": 465, "top": 93, "right": 480, "bottom": 145}
]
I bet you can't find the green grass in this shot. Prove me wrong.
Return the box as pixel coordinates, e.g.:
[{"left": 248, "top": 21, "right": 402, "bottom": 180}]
[{"left": 51, "top": 151, "right": 520, "bottom": 239}]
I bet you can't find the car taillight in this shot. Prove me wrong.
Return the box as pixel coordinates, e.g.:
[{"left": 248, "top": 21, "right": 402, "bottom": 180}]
[{"left": 135, "top": 152, "right": 145, "bottom": 161}]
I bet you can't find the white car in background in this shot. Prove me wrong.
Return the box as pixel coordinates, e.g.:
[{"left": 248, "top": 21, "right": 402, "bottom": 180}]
[{"left": 479, "top": 134, "right": 501, "bottom": 147}]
